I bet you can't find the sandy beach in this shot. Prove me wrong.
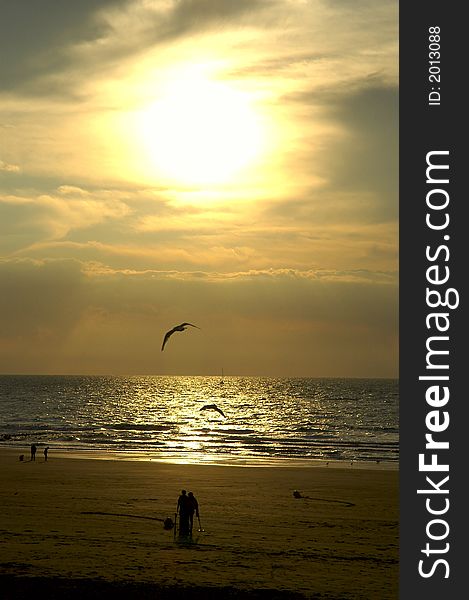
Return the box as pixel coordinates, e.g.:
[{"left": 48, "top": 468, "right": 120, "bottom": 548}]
[{"left": 0, "top": 448, "right": 398, "bottom": 599}]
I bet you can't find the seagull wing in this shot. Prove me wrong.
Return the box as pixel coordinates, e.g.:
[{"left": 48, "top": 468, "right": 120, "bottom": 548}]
[
  {"left": 161, "top": 327, "right": 176, "bottom": 351},
  {"left": 181, "top": 322, "right": 200, "bottom": 329},
  {"left": 200, "top": 404, "right": 225, "bottom": 417}
]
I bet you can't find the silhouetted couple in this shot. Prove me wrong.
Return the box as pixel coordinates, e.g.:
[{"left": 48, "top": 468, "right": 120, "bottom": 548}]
[
  {"left": 176, "top": 489, "right": 199, "bottom": 536},
  {"left": 30, "top": 444, "right": 49, "bottom": 461}
]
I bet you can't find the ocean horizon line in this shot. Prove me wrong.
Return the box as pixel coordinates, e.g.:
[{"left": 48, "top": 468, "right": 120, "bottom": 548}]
[{"left": 0, "top": 373, "right": 399, "bottom": 380}]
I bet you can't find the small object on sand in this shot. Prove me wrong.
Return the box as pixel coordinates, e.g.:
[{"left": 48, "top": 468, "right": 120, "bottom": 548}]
[
  {"left": 163, "top": 517, "right": 174, "bottom": 530},
  {"left": 293, "top": 490, "right": 302, "bottom": 498},
  {"left": 19, "top": 454, "right": 24, "bottom": 462}
]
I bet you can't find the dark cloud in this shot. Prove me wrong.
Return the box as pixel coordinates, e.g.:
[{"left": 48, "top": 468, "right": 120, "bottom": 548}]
[
  {"left": 0, "top": 0, "right": 124, "bottom": 93},
  {"left": 324, "top": 85, "right": 398, "bottom": 221},
  {"left": 0, "top": 201, "right": 53, "bottom": 254},
  {"left": 0, "top": 258, "right": 88, "bottom": 338},
  {"left": 272, "top": 84, "right": 398, "bottom": 225},
  {"left": 0, "top": 259, "right": 397, "bottom": 376},
  {"left": 163, "top": 0, "right": 275, "bottom": 35},
  {"left": 1, "top": 0, "right": 277, "bottom": 96}
]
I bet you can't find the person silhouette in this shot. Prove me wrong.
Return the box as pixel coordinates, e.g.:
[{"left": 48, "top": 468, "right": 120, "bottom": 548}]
[
  {"left": 43, "top": 446, "right": 49, "bottom": 461},
  {"left": 30, "top": 444, "right": 37, "bottom": 461},
  {"left": 176, "top": 489, "right": 191, "bottom": 536},
  {"left": 187, "top": 491, "right": 200, "bottom": 534}
]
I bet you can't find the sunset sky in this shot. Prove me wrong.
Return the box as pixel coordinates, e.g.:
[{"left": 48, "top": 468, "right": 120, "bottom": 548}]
[{"left": 0, "top": 0, "right": 398, "bottom": 377}]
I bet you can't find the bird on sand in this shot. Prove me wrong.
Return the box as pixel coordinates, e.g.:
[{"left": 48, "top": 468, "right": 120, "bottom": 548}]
[
  {"left": 161, "top": 322, "right": 200, "bottom": 351},
  {"left": 200, "top": 404, "right": 226, "bottom": 418}
]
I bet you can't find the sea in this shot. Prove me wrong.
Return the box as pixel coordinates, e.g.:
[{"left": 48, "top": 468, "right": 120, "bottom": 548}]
[{"left": 0, "top": 375, "right": 398, "bottom": 467}]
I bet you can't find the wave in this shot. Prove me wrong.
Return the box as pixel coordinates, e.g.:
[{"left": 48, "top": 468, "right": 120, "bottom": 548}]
[{"left": 0, "top": 375, "right": 399, "bottom": 464}]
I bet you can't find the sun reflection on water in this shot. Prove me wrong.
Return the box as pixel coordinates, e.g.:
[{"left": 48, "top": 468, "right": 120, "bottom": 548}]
[{"left": 0, "top": 376, "right": 398, "bottom": 465}]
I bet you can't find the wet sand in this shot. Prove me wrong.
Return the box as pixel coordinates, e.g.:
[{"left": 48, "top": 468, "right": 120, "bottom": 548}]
[{"left": 0, "top": 448, "right": 398, "bottom": 599}]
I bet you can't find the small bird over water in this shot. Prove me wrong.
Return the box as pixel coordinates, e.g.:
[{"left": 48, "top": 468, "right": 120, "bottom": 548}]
[
  {"left": 161, "top": 322, "right": 200, "bottom": 351},
  {"left": 200, "top": 404, "right": 226, "bottom": 418}
]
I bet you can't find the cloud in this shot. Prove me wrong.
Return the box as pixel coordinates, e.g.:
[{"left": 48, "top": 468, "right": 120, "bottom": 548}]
[
  {"left": 261, "top": 83, "right": 398, "bottom": 225},
  {"left": 1, "top": 0, "right": 396, "bottom": 102},
  {"left": 0, "top": 2, "right": 398, "bottom": 377},
  {"left": 0, "top": 177, "right": 397, "bottom": 275},
  {"left": 0, "top": 0, "right": 397, "bottom": 202},
  {"left": 0, "top": 187, "right": 132, "bottom": 255},
  {"left": 0, "top": 258, "right": 397, "bottom": 376},
  {"left": 154, "top": 0, "right": 277, "bottom": 37},
  {"left": 0, "top": 0, "right": 126, "bottom": 94},
  {"left": 0, "top": 0, "right": 277, "bottom": 98},
  {"left": 319, "top": 85, "right": 398, "bottom": 221},
  {"left": 0, "top": 160, "right": 20, "bottom": 173}
]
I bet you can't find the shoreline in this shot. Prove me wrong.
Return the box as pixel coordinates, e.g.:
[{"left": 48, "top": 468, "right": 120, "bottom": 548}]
[
  {"left": 0, "top": 445, "right": 398, "bottom": 470},
  {"left": 0, "top": 448, "right": 398, "bottom": 598}
]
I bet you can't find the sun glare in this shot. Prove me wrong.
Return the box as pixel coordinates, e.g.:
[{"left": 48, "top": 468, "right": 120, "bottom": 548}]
[{"left": 133, "top": 69, "right": 264, "bottom": 186}]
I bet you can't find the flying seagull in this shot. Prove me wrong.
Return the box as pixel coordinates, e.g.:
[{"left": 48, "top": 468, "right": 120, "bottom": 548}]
[
  {"left": 161, "top": 322, "right": 200, "bottom": 351},
  {"left": 200, "top": 404, "right": 226, "bottom": 418}
]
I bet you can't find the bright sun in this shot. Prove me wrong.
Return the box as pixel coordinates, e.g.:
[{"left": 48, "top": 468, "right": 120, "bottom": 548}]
[{"left": 133, "top": 69, "right": 264, "bottom": 186}]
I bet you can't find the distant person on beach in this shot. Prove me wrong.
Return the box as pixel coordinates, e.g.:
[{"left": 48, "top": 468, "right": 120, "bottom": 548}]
[
  {"left": 176, "top": 489, "right": 191, "bottom": 536},
  {"left": 43, "top": 446, "right": 49, "bottom": 461},
  {"left": 30, "top": 444, "right": 37, "bottom": 461},
  {"left": 187, "top": 491, "right": 199, "bottom": 534}
]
